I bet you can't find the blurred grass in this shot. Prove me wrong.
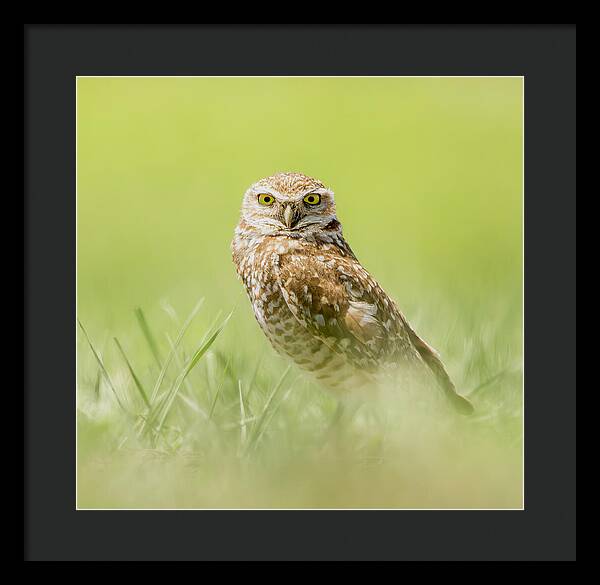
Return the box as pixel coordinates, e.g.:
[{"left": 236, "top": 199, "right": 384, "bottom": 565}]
[{"left": 77, "top": 77, "right": 523, "bottom": 509}]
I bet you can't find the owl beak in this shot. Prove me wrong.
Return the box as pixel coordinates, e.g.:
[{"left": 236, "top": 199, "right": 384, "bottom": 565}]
[{"left": 283, "top": 205, "right": 294, "bottom": 228}]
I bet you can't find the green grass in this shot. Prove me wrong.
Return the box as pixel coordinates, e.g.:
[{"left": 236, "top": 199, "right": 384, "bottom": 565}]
[{"left": 77, "top": 77, "right": 522, "bottom": 509}]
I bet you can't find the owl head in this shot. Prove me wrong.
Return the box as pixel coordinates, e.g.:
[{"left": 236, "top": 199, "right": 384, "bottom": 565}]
[{"left": 239, "top": 172, "right": 337, "bottom": 235}]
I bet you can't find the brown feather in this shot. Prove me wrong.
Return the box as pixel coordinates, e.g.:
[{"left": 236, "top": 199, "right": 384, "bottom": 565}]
[{"left": 231, "top": 171, "right": 475, "bottom": 410}]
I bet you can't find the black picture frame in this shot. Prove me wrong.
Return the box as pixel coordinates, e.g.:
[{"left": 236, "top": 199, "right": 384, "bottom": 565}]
[{"left": 24, "top": 24, "right": 576, "bottom": 561}]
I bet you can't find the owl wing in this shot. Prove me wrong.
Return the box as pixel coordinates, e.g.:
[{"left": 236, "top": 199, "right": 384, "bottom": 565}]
[
  {"left": 402, "top": 320, "right": 474, "bottom": 414},
  {"left": 275, "top": 249, "right": 474, "bottom": 414},
  {"left": 275, "top": 250, "right": 416, "bottom": 372}
]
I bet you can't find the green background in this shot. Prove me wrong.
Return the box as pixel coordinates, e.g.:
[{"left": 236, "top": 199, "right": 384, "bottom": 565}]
[{"left": 77, "top": 77, "right": 523, "bottom": 509}]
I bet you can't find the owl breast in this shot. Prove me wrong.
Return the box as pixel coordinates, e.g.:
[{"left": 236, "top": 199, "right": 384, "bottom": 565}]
[{"left": 233, "top": 236, "right": 368, "bottom": 390}]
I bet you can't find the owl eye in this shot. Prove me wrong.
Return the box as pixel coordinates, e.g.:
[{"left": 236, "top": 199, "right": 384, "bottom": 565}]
[
  {"left": 303, "top": 193, "right": 321, "bottom": 206},
  {"left": 258, "top": 193, "right": 275, "bottom": 206}
]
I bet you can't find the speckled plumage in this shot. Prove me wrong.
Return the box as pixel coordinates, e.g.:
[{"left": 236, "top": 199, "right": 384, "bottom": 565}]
[{"left": 231, "top": 172, "right": 473, "bottom": 414}]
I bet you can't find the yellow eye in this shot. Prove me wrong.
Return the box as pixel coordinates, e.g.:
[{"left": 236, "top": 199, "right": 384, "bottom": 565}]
[
  {"left": 303, "top": 193, "right": 321, "bottom": 205},
  {"left": 258, "top": 193, "right": 275, "bottom": 206}
]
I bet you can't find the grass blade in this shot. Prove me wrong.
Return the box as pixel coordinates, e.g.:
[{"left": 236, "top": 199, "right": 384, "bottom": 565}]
[
  {"left": 245, "top": 365, "right": 291, "bottom": 453},
  {"left": 208, "top": 355, "right": 231, "bottom": 420},
  {"left": 147, "top": 298, "right": 204, "bottom": 405},
  {"left": 93, "top": 368, "right": 101, "bottom": 399},
  {"left": 166, "top": 333, "right": 208, "bottom": 419},
  {"left": 114, "top": 337, "right": 150, "bottom": 407},
  {"left": 177, "top": 391, "right": 208, "bottom": 418},
  {"left": 153, "top": 310, "right": 234, "bottom": 434},
  {"left": 244, "top": 355, "right": 263, "bottom": 405},
  {"left": 160, "top": 299, "right": 180, "bottom": 326},
  {"left": 134, "top": 307, "right": 163, "bottom": 370},
  {"left": 184, "top": 313, "right": 232, "bottom": 376},
  {"left": 249, "top": 382, "right": 294, "bottom": 454},
  {"left": 468, "top": 368, "right": 511, "bottom": 397},
  {"left": 238, "top": 380, "right": 247, "bottom": 447},
  {"left": 77, "top": 319, "right": 127, "bottom": 413}
]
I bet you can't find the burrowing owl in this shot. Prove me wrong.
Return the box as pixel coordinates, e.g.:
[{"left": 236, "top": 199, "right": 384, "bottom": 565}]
[{"left": 231, "top": 172, "right": 473, "bottom": 414}]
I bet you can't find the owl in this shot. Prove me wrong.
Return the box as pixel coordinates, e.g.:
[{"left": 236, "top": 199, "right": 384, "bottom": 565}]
[{"left": 231, "top": 172, "right": 473, "bottom": 414}]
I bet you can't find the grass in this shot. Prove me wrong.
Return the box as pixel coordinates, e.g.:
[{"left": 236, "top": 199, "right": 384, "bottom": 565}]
[
  {"left": 76, "top": 77, "right": 523, "bottom": 508},
  {"left": 77, "top": 292, "right": 522, "bottom": 509}
]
